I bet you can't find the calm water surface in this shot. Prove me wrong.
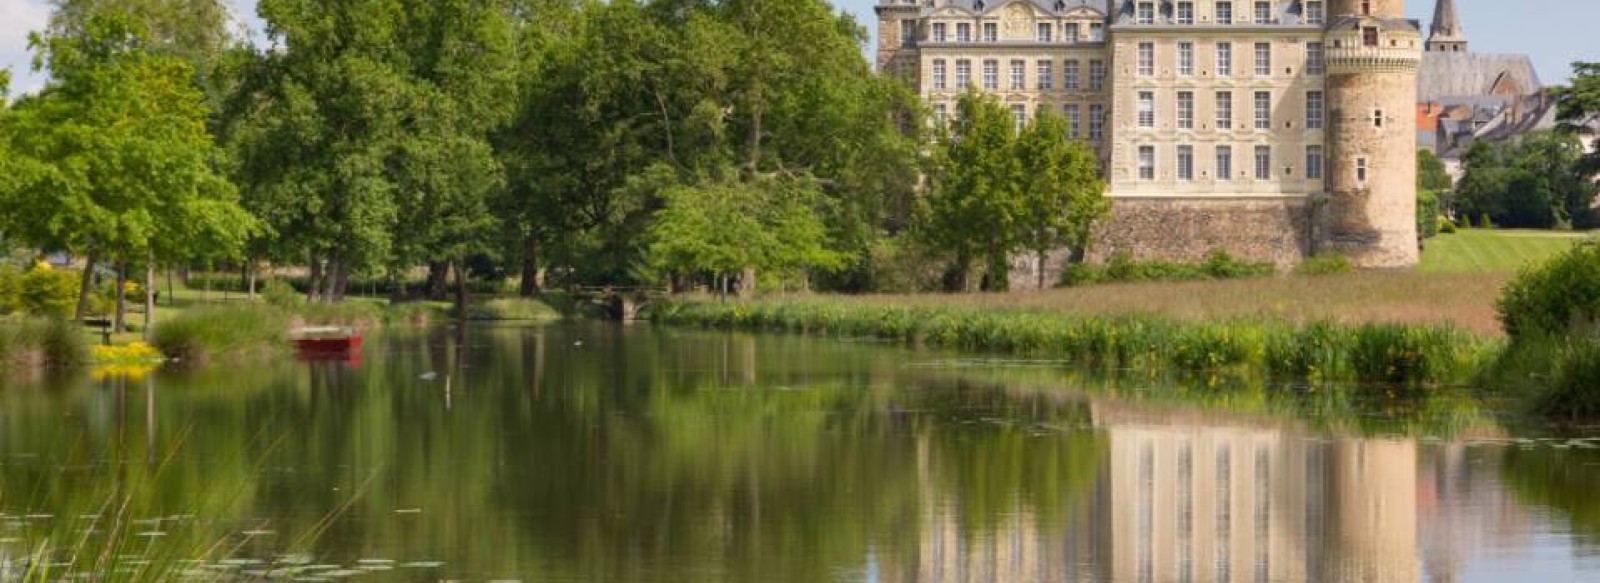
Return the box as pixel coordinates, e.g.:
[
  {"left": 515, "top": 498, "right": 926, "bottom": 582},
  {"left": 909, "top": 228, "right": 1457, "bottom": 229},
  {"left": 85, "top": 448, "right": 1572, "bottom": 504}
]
[{"left": 2, "top": 322, "right": 1600, "bottom": 582}]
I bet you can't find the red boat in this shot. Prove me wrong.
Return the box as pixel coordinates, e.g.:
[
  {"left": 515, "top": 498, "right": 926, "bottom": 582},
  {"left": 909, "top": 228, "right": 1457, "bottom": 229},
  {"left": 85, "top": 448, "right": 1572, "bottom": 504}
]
[{"left": 292, "top": 326, "right": 363, "bottom": 357}]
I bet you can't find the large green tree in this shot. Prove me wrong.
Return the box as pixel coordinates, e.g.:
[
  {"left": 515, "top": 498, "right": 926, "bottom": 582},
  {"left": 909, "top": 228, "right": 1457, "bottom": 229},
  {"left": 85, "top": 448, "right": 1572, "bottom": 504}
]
[
  {"left": 1456, "top": 132, "right": 1596, "bottom": 229},
  {"left": 1014, "top": 109, "right": 1108, "bottom": 290},
  {"left": 923, "top": 92, "right": 1024, "bottom": 292},
  {"left": 1555, "top": 61, "right": 1600, "bottom": 183}
]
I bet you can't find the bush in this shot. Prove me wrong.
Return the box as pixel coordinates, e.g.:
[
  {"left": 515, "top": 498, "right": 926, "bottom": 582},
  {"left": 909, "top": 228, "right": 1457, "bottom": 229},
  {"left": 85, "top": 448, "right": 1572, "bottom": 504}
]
[
  {"left": 1418, "top": 190, "right": 1442, "bottom": 239},
  {"left": 1497, "top": 241, "right": 1600, "bottom": 339},
  {"left": 261, "top": 279, "right": 301, "bottom": 308},
  {"left": 151, "top": 305, "right": 291, "bottom": 363},
  {"left": 462, "top": 297, "right": 560, "bottom": 321},
  {"left": 0, "top": 316, "right": 88, "bottom": 368},
  {"left": 1060, "top": 250, "right": 1274, "bottom": 287},
  {"left": 1478, "top": 213, "right": 1493, "bottom": 229},
  {"left": 1438, "top": 217, "right": 1458, "bottom": 234},
  {"left": 1294, "top": 254, "right": 1353, "bottom": 277},
  {"left": 16, "top": 267, "right": 80, "bottom": 317}
]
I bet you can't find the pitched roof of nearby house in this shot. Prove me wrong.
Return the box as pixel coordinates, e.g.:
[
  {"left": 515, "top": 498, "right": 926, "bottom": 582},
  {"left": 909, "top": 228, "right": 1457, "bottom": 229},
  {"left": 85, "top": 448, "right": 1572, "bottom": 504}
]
[{"left": 1418, "top": 52, "right": 1542, "bottom": 102}]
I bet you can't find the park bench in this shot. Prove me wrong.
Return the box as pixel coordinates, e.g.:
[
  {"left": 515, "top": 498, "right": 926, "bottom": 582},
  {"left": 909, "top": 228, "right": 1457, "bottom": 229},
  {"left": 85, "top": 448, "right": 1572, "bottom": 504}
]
[{"left": 81, "top": 318, "right": 112, "bottom": 346}]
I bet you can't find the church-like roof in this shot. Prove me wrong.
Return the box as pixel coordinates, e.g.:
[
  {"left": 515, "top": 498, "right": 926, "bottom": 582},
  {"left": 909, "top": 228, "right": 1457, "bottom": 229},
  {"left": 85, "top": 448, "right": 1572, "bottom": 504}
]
[{"left": 1418, "top": 52, "right": 1542, "bottom": 102}]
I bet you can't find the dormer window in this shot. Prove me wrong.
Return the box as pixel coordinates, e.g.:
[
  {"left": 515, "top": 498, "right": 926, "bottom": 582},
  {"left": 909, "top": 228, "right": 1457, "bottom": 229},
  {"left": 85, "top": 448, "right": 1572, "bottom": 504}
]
[
  {"left": 1362, "top": 27, "right": 1379, "bottom": 47},
  {"left": 932, "top": 23, "right": 946, "bottom": 43},
  {"left": 1306, "top": 1, "right": 1324, "bottom": 25},
  {"left": 983, "top": 22, "right": 998, "bottom": 42},
  {"left": 1137, "top": 2, "right": 1154, "bottom": 25},
  {"left": 1055, "top": 1, "right": 1067, "bottom": 11},
  {"left": 1037, "top": 23, "right": 1053, "bottom": 42},
  {"left": 956, "top": 23, "right": 971, "bottom": 43},
  {"left": 1361, "top": 1, "right": 1372, "bottom": 15},
  {"left": 975, "top": 1, "right": 986, "bottom": 11},
  {"left": 1254, "top": 1, "right": 1271, "bottom": 24}
]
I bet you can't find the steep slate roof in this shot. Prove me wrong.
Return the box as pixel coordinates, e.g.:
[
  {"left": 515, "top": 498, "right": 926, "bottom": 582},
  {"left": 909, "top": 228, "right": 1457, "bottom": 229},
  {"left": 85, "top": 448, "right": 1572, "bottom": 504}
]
[
  {"left": 937, "top": 0, "right": 1111, "bottom": 17},
  {"left": 1418, "top": 52, "right": 1542, "bottom": 102}
]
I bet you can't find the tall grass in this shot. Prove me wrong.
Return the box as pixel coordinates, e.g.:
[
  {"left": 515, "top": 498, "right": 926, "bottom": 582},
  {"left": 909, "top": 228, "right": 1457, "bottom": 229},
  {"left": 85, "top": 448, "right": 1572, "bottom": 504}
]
[
  {"left": 151, "top": 305, "right": 292, "bottom": 364},
  {"left": 651, "top": 300, "right": 1494, "bottom": 386},
  {"left": 0, "top": 316, "right": 88, "bottom": 369}
]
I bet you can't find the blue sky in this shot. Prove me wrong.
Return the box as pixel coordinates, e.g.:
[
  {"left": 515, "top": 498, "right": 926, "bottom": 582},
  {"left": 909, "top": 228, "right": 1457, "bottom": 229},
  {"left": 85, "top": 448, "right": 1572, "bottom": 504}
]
[{"left": 2, "top": 0, "right": 1594, "bottom": 98}]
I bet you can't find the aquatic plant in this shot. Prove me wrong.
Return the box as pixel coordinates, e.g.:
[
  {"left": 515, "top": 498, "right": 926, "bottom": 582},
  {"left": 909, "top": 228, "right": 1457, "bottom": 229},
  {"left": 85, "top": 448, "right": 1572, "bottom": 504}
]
[
  {"left": 150, "top": 305, "right": 292, "bottom": 363},
  {"left": 0, "top": 316, "right": 88, "bottom": 369}
]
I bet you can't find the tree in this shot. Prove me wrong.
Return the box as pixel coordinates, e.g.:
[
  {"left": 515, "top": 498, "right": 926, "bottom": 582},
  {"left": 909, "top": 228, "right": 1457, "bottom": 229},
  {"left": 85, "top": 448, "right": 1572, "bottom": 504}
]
[
  {"left": 1014, "top": 109, "right": 1108, "bottom": 290},
  {"left": 923, "top": 92, "right": 1024, "bottom": 292},
  {"left": 1455, "top": 132, "right": 1596, "bottom": 230},
  {"left": 1, "top": 13, "right": 254, "bottom": 330},
  {"left": 1554, "top": 62, "right": 1600, "bottom": 186}
]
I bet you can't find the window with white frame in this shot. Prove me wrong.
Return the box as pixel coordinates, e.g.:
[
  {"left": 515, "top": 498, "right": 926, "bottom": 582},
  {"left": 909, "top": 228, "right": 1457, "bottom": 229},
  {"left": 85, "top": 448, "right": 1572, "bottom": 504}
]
[
  {"left": 956, "top": 23, "right": 971, "bottom": 43},
  {"left": 1012, "top": 104, "right": 1027, "bottom": 133},
  {"left": 1139, "top": 43, "right": 1155, "bottom": 76},
  {"left": 1255, "top": 42, "right": 1271, "bottom": 77},
  {"left": 933, "top": 103, "right": 948, "bottom": 127},
  {"left": 1089, "top": 104, "right": 1105, "bottom": 140},
  {"left": 1138, "top": 2, "right": 1155, "bottom": 25},
  {"left": 1090, "top": 60, "right": 1106, "bottom": 90},
  {"left": 1216, "top": 42, "right": 1233, "bottom": 77},
  {"left": 1306, "top": 42, "right": 1324, "bottom": 75},
  {"left": 1037, "top": 61, "right": 1054, "bottom": 90},
  {"left": 1306, "top": 0, "right": 1325, "bottom": 25},
  {"left": 932, "top": 23, "right": 947, "bottom": 43},
  {"left": 983, "top": 22, "right": 998, "bottom": 42},
  {"left": 1038, "top": 23, "right": 1053, "bottom": 42},
  {"left": 1178, "top": 42, "right": 1194, "bottom": 76},
  {"left": 1090, "top": 23, "right": 1104, "bottom": 41},
  {"left": 1178, "top": 145, "right": 1195, "bottom": 180},
  {"left": 1064, "top": 59, "right": 1080, "bottom": 90},
  {"left": 1254, "top": 1, "right": 1271, "bottom": 24},
  {"left": 956, "top": 59, "right": 972, "bottom": 88},
  {"left": 1255, "top": 145, "right": 1271, "bottom": 180},
  {"left": 1177, "top": 91, "right": 1195, "bottom": 129},
  {"left": 1066, "top": 104, "right": 1081, "bottom": 138},
  {"left": 1216, "top": 146, "right": 1233, "bottom": 180},
  {"left": 1138, "top": 92, "right": 1156, "bottom": 128},
  {"left": 1065, "top": 22, "right": 1080, "bottom": 43},
  {"left": 932, "top": 60, "right": 947, "bottom": 90},
  {"left": 1177, "top": 1, "right": 1195, "bottom": 25},
  {"left": 1216, "top": 91, "right": 1234, "bottom": 129},
  {"left": 1306, "top": 90, "right": 1324, "bottom": 129},
  {"left": 901, "top": 20, "right": 916, "bottom": 47},
  {"left": 1306, "top": 145, "right": 1323, "bottom": 180},
  {"left": 983, "top": 60, "right": 998, "bottom": 90},
  {"left": 1139, "top": 146, "right": 1156, "bottom": 180},
  {"left": 1217, "top": 1, "right": 1234, "bottom": 25},
  {"left": 1254, "top": 91, "right": 1271, "bottom": 130},
  {"left": 1010, "top": 60, "right": 1025, "bottom": 90}
]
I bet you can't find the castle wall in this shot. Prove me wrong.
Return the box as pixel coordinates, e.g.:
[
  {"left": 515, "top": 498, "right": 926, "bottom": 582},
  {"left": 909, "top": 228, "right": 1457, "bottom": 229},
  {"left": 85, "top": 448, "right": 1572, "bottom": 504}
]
[{"left": 1321, "top": 69, "right": 1420, "bottom": 267}]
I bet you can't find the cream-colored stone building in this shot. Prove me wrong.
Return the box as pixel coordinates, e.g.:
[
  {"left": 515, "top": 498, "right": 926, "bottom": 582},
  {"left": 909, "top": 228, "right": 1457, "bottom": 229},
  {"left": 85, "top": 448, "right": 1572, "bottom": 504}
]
[{"left": 877, "top": 0, "right": 1423, "bottom": 284}]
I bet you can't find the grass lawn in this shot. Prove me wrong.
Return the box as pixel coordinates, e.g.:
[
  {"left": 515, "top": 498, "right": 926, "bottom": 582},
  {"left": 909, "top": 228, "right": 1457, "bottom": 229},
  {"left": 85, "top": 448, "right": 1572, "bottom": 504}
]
[{"left": 1420, "top": 228, "right": 1590, "bottom": 274}]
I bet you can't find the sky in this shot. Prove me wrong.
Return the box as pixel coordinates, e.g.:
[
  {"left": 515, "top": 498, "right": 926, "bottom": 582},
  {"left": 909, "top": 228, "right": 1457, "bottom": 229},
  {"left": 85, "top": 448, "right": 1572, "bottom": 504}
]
[{"left": 1, "top": 0, "right": 1594, "bottom": 98}]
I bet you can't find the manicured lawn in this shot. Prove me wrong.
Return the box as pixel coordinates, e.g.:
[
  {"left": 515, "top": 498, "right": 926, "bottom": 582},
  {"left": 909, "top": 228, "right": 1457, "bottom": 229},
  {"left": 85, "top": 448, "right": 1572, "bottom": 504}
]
[{"left": 1420, "top": 228, "right": 1591, "bottom": 274}]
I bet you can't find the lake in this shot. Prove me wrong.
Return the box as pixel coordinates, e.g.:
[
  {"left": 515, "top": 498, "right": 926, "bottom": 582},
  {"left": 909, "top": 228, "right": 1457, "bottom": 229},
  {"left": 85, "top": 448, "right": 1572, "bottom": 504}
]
[{"left": 1, "top": 322, "right": 1598, "bottom": 582}]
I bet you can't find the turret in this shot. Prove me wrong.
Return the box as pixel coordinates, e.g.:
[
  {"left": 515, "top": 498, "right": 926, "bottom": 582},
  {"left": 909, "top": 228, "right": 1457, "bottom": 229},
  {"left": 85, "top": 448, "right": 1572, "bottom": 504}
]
[
  {"left": 1426, "top": 0, "right": 1467, "bottom": 53},
  {"left": 1317, "top": 0, "right": 1424, "bottom": 267},
  {"left": 875, "top": 0, "right": 922, "bottom": 76}
]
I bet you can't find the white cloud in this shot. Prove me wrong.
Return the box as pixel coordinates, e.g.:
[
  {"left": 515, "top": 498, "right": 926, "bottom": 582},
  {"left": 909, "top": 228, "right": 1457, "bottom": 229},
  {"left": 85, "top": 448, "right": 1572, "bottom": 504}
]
[{"left": 0, "top": 0, "right": 51, "bottom": 97}]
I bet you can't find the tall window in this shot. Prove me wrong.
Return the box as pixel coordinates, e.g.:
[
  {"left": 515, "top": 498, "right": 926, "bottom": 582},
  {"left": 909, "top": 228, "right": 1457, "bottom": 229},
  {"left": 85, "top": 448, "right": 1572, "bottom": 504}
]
[
  {"left": 1306, "top": 42, "right": 1325, "bottom": 75},
  {"left": 1177, "top": 1, "right": 1194, "bottom": 25},
  {"left": 1089, "top": 104, "right": 1105, "bottom": 140},
  {"left": 901, "top": 20, "right": 916, "bottom": 47},
  {"left": 1012, "top": 104, "right": 1027, "bottom": 133},
  {"left": 1306, "top": 0, "right": 1325, "bottom": 25},
  {"left": 1037, "top": 61, "right": 1054, "bottom": 90},
  {"left": 1361, "top": 0, "right": 1373, "bottom": 15},
  {"left": 1037, "top": 23, "right": 1053, "bottom": 42},
  {"left": 932, "top": 23, "right": 947, "bottom": 43},
  {"left": 1217, "top": 1, "right": 1234, "bottom": 25},
  {"left": 1177, "top": 91, "right": 1195, "bottom": 129},
  {"left": 1255, "top": 42, "right": 1272, "bottom": 77},
  {"left": 1010, "top": 60, "right": 1025, "bottom": 90},
  {"left": 1138, "top": 43, "right": 1155, "bottom": 76},
  {"left": 1254, "top": 1, "right": 1272, "bottom": 24},
  {"left": 1065, "top": 23, "right": 1080, "bottom": 43},
  {"left": 1306, "top": 145, "right": 1324, "bottom": 180},
  {"left": 1139, "top": 146, "right": 1156, "bottom": 180},
  {"left": 1255, "top": 91, "right": 1272, "bottom": 130},
  {"left": 1089, "top": 60, "right": 1107, "bottom": 90},
  {"left": 1216, "top": 42, "right": 1233, "bottom": 77},
  {"left": 1255, "top": 146, "right": 1272, "bottom": 180},
  {"left": 1218, "top": 145, "right": 1233, "bottom": 181},
  {"left": 956, "top": 60, "right": 972, "bottom": 88},
  {"left": 932, "top": 60, "right": 947, "bottom": 90},
  {"left": 1138, "top": 92, "right": 1156, "bottom": 128},
  {"left": 982, "top": 60, "right": 998, "bottom": 90},
  {"left": 956, "top": 23, "right": 971, "bottom": 43},
  {"left": 933, "top": 103, "right": 948, "bottom": 127},
  {"left": 983, "top": 22, "right": 998, "bottom": 43},
  {"left": 1090, "top": 23, "right": 1104, "bottom": 41},
  {"left": 1306, "top": 91, "right": 1324, "bottom": 129},
  {"left": 1066, "top": 104, "right": 1082, "bottom": 138},
  {"left": 1137, "top": 1, "right": 1155, "bottom": 24},
  {"left": 1363, "top": 26, "right": 1379, "bottom": 47},
  {"left": 1216, "top": 91, "right": 1234, "bottom": 130},
  {"left": 1178, "top": 145, "right": 1195, "bottom": 181},
  {"left": 1064, "top": 60, "right": 1081, "bottom": 90},
  {"left": 1356, "top": 157, "right": 1368, "bottom": 182},
  {"left": 1178, "top": 42, "right": 1195, "bottom": 76}
]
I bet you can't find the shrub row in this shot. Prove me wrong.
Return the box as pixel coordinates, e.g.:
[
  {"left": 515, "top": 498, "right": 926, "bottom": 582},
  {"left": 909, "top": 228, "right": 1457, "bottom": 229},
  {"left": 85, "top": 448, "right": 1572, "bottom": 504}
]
[
  {"left": 1060, "top": 250, "right": 1276, "bottom": 287},
  {"left": 0, "top": 316, "right": 88, "bottom": 369},
  {"left": 650, "top": 300, "right": 1491, "bottom": 386}
]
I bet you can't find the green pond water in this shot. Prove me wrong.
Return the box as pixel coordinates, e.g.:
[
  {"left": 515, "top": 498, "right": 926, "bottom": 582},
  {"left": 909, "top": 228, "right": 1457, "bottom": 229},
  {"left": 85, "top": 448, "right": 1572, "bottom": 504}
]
[{"left": 2, "top": 322, "right": 1600, "bottom": 582}]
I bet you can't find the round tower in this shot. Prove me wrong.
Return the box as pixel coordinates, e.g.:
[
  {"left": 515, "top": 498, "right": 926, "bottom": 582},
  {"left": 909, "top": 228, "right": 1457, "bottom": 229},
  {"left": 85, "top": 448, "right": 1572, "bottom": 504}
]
[{"left": 1317, "top": 0, "right": 1423, "bottom": 268}]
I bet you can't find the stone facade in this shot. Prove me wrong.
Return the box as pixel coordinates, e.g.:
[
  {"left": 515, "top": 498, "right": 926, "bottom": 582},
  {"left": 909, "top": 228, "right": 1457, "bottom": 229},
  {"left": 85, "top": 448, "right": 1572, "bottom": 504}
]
[{"left": 877, "top": 0, "right": 1424, "bottom": 287}]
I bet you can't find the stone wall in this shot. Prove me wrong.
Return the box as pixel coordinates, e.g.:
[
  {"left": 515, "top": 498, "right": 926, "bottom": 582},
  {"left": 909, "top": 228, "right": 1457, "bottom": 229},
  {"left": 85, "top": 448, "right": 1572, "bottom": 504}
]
[{"left": 1011, "top": 197, "right": 1313, "bottom": 291}]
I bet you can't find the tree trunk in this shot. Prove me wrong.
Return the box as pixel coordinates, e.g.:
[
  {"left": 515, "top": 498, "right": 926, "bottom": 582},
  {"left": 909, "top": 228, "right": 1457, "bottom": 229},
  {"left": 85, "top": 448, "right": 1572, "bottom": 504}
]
[
  {"left": 75, "top": 249, "right": 98, "bottom": 320},
  {"left": 166, "top": 268, "right": 174, "bottom": 307},
  {"left": 986, "top": 252, "right": 1010, "bottom": 293},
  {"left": 202, "top": 260, "right": 212, "bottom": 303},
  {"left": 425, "top": 261, "right": 449, "bottom": 301},
  {"left": 246, "top": 259, "right": 258, "bottom": 302},
  {"left": 451, "top": 259, "right": 469, "bottom": 316},
  {"left": 143, "top": 250, "right": 155, "bottom": 340},
  {"left": 114, "top": 260, "right": 127, "bottom": 334},
  {"left": 1037, "top": 250, "right": 1049, "bottom": 291},
  {"left": 307, "top": 253, "right": 323, "bottom": 304},
  {"left": 519, "top": 234, "right": 541, "bottom": 297},
  {"left": 322, "top": 252, "right": 341, "bottom": 304},
  {"left": 739, "top": 267, "right": 756, "bottom": 299},
  {"left": 330, "top": 257, "right": 349, "bottom": 303}
]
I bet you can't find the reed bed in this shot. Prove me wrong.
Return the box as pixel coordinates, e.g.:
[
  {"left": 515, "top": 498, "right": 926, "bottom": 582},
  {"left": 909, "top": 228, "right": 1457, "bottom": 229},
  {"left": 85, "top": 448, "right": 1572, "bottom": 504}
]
[
  {"left": 651, "top": 299, "right": 1496, "bottom": 387},
  {"left": 0, "top": 316, "right": 88, "bottom": 369}
]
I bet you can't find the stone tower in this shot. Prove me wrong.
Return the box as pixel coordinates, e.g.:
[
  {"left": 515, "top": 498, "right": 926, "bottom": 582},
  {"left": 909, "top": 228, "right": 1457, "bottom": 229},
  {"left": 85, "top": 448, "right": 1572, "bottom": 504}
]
[
  {"left": 1426, "top": 0, "right": 1467, "bottom": 53},
  {"left": 1319, "top": 0, "right": 1423, "bottom": 268},
  {"left": 874, "top": 0, "right": 921, "bottom": 76}
]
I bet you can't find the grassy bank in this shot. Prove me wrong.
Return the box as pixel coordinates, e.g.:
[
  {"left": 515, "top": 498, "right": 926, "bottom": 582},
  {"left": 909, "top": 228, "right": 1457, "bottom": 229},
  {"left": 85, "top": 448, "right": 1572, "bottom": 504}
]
[
  {"left": 1420, "top": 229, "right": 1591, "bottom": 273},
  {"left": 651, "top": 300, "right": 1495, "bottom": 387},
  {"left": 0, "top": 317, "right": 88, "bottom": 369}
]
